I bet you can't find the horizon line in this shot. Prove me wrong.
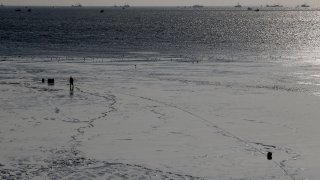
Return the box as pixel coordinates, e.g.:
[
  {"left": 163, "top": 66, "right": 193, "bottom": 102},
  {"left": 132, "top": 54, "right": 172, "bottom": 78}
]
[{"left": 1, "top": 5, "right": 319, "bottom": 8}]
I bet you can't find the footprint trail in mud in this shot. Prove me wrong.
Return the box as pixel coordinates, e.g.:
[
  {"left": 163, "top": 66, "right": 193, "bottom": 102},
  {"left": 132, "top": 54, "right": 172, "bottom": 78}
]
[
  {"left": 64, "top": 87, "right": 201, "bottom": 179},
  {"left": 0, "top": 82, "right": 202, "bottom": 179},
  {"left": 117, "top": 92, "right": 301, "bottom": 180}
]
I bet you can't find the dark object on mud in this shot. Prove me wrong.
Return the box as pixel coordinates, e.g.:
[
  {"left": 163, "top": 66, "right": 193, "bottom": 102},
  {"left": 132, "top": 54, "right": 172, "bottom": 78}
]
[
  {"left": 15, "top": 9, "right": 21, "bottom": 12},
  {"left": 47, "top": 78, "right": 54, "bottom": 85},
  {"left": 42, "top": 78, "right": 45, "bottom": 83},
  {"left": 267, "top": 152, "right": 272, "bottom": 160},
  {"left": 100, "top": 9, "right": 104, "bottom": 13},
  {"left": 27, "top": 8, "right": 31, "bottom": 12}
]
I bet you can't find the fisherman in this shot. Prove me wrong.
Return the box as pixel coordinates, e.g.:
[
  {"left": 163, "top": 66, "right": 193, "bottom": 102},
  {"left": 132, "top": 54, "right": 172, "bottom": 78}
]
[{"left": 69, "top": 76, "right": 74, "bottom": 91}]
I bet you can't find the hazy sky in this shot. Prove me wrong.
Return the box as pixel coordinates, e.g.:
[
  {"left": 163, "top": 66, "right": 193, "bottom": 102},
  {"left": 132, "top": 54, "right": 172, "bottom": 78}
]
[{"left": 2, "top": 0, "right": 320, "bottom": 7}]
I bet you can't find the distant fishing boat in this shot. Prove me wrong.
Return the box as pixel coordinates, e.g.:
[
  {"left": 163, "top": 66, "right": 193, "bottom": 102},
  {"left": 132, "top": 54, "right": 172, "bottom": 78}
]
[
  {"left": 266, "top": 4, "right": 283, "bottom": 7},
  {"left": 71, "top": 3, "right": 82, "bottom": 8},
  {"left": 235, "top": 3, "right": 242, "bottom": 8},
  {"left": 122, "top": 3, "right": 130, "bottom": 8},
  {"left": 301, "top": 3, "right": 310, "bottom": 7},
  {"left": 192, "top": 5, "right": 204, "bottom": 8},
  {"left": 0, "top": 3, "right": 4, "bottom": 7}
]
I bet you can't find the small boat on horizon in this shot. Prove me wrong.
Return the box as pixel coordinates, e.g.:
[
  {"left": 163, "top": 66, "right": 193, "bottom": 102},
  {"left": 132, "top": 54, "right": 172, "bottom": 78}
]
[
  {"left": 235, "top": 3, "right": 242, "bottom": 8},
  {"left": 301, "top": 3, "right": 310, "bottom": 7},
  {"left": 266, "top": 4, "right": 283, "bottom": 7},
  {"left": 192, "top": 5, "right": 204, "bottom": 8},
  {"left": 122, "top": 3, "right": 130, "bottom": 9},
  {"left": 71, "top": 3, "right": 82, "bottom": 8},
  {"left": 0, "top": 3, "right": 4, "bottom": 7}
]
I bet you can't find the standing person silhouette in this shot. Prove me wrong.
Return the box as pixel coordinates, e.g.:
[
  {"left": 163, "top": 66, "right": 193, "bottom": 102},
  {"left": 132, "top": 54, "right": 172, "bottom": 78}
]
[{"left": 69, "top": 76, "right": 74, "bottom": 91}]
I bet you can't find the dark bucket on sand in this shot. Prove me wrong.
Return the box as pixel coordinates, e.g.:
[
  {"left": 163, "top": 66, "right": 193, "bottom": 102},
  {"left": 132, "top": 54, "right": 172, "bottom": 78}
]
[{"left": 47, "top": 78, "right": 54, "bottom": 85}]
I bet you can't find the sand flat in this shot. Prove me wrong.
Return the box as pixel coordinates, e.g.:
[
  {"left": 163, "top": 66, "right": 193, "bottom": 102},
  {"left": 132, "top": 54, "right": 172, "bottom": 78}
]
[{"left": 0, "top": 57, "right": 318, "bottom": 179}]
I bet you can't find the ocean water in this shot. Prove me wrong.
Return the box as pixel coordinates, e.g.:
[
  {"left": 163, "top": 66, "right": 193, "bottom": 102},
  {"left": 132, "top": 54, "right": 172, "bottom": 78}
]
[
  {"left": 1, "top": 7, "right": 320, "bottom": 94},
  {"left": 0, "top": 7, "right": 320, "bottom": 58}
]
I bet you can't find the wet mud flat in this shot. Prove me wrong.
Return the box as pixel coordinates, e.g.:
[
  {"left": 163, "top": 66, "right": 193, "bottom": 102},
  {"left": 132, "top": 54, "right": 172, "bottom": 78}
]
[{"left": 0, "top": 57, "right": 319, "bottom": 179}]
